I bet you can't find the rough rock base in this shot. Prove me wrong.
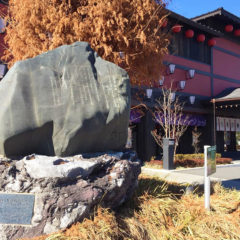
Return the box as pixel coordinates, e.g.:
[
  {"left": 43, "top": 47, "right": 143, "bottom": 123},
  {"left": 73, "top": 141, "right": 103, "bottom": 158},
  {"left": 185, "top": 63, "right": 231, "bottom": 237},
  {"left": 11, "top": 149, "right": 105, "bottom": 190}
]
[{"left": 0, "top": 150, "right": 141, "bottom": 240}]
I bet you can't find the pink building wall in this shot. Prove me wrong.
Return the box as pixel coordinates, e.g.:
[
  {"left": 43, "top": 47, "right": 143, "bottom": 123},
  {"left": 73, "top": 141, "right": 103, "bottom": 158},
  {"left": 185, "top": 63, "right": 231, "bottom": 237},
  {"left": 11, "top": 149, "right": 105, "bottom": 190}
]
[
  {"left": 212, "top": 39, "right": 240, "bottom": 95},
  {"left": 164, "top": 54, "right": 211, "bottom": 97},
  {"left": 0, "top": 3, "right": 7, "bottom": 60},
  {"left": 164, "top": 37, "right": 240, "bottom": 98}
]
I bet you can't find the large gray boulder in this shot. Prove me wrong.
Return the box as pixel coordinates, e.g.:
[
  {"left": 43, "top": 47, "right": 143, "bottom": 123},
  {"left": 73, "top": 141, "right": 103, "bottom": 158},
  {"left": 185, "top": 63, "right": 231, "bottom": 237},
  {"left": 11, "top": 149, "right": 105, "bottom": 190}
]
[
  {"left": 0, "top": 42, "right": 130, "bottom": 157},
  {"left": 0, "top": 151, "right": 141, "bottom": 240}
]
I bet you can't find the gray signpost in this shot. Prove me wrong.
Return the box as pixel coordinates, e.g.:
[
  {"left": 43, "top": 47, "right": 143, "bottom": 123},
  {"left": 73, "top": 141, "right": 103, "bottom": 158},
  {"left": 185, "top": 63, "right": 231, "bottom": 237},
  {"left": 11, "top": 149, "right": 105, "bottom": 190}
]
[
  {"left": 204, "top": 145, "right": 216, "bottom": 210},
  {"left": 163, "top": 138, "right": 175, "bottom": 170}
]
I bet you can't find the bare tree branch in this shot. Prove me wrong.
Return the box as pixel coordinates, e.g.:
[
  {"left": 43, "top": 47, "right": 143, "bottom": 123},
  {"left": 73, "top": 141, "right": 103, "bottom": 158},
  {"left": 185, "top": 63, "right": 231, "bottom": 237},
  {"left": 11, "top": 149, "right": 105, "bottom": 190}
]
[{"left": 151, "top": 85, "right": 190, "bottom": 157}]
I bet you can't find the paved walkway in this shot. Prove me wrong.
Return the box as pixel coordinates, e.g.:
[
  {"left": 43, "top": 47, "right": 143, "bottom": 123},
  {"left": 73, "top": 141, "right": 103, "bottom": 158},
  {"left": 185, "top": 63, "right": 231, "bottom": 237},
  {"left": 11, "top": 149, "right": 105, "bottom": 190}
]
[{"left": 142, "top": 161, "right": 240, "bottom": 190}]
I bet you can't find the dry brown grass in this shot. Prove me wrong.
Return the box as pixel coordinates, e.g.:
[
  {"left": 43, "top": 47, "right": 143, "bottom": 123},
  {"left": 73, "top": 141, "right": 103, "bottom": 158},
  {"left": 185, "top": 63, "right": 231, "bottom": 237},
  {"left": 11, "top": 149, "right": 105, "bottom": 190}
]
[{"left": 24, "top": 175, "right": 240, "bottom": 240}]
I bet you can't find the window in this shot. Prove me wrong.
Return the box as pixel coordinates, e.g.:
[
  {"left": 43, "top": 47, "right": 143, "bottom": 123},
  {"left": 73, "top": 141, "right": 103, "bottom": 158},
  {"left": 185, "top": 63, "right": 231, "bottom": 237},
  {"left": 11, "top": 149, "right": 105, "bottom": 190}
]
[{"left": 169, "top": 30, "right": 211, "bottom": 64}]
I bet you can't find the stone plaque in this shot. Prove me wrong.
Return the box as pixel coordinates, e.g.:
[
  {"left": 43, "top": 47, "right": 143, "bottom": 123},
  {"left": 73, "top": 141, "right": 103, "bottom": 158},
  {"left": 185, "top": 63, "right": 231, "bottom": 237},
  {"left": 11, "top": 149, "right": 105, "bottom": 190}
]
[{"left": 0, "top": 193, "right": 35, "bottom": 225}]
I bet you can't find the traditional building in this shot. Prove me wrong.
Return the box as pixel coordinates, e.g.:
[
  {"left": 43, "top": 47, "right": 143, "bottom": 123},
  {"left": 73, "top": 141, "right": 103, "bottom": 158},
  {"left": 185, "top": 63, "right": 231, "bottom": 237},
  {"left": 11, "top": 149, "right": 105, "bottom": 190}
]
[
  {"left": 0, "top": 0, "right": 8, "bottom": 78},
  {"left": 131, "top": 8, "right": 240, "bottom": 161}
]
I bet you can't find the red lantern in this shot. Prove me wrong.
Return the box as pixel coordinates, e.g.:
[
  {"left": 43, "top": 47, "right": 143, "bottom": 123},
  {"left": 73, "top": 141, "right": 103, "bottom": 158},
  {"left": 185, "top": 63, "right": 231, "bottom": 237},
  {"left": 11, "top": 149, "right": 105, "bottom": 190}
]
[
  {"left": 185, "top": 29, "right": 194, "bottom": 38},
  {"left": 161, "top": 19, "right": 168, "bottom": 28},
  {"left": 197, "top": 34, "right": 205, "bottom": 42},
  {"left": 172, "top": 25, "right": 181, "bottom": 33},
  {"left": 225, "top": 24, "right": 233, "bottom": 32},
  {"left": 234, "top": 29, "right": 240, "bottom": 36},
  {"left": 208, "top": 38, "right": 216, "bottom": 47}
]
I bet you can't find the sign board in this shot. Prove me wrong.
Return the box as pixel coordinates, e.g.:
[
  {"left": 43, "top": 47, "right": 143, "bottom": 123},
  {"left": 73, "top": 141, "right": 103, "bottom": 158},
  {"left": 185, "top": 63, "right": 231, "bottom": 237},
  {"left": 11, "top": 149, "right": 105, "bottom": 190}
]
[
  {"left": 206, "top": 145, "right": 216, "bottom": 176},
  {"left": 231, "top": 118, "right": 236, "bottom": 132},
  {"left": 236, "top": 119, "right": 240, "bottom": 132},
  {"left": 225, "top": 118, "right": 230, "bottom": 131},
  {"left": 204, "top": 145, "right": 216, "bottom": 210},
  {"left": 0, "top": 193, "right": 35, "bottom": 225},
  {"left": 216, "top": 117, "right": 240, "bottom": 132},
  {"left": 216, "top": 117, "right": 220, "bottom": 131},
  {"left": 219, "top": 117, "right": 225, "bottom": 131}
]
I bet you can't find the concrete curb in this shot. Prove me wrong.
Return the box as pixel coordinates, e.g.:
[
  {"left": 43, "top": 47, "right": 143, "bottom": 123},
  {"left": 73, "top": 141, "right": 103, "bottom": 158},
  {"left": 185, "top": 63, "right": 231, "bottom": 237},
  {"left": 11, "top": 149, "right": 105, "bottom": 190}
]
[{"left": 141, "top": 167, "right": 222, "bottom": 185}]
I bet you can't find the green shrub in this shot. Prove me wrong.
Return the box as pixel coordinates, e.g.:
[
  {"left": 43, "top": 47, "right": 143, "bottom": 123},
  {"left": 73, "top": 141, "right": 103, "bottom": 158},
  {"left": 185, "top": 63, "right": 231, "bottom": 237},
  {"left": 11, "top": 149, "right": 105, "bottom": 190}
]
[
  {"left": 174, "top": 157, "right": 232, "bottom": 168},
  {"left": 175, "top": 153, "right": 221, "bottom": 161},
  {"left": 146, "top": 156, "right": 232, "bottom": 169}
]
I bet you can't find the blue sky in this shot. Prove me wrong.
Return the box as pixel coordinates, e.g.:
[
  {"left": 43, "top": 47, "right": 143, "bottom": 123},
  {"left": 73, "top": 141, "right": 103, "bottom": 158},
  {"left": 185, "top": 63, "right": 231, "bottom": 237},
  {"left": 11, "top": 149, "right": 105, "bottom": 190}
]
[{"left": 167, "top": 0, "right": 240, "bottom": 19}]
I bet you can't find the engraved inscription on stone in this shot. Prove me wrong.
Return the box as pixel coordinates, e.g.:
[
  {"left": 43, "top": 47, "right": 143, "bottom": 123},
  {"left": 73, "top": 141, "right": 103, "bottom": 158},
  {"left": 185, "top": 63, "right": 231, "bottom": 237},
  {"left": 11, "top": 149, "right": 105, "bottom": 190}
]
[
  {"left": 65, "top": 64, "right": 121, "bottom": 108},
  {"left": 99, "top": 66, "right": 121, "bottom": 110},
  {"left": 0, "top": 193, "right": 35, "bottom": 225}
]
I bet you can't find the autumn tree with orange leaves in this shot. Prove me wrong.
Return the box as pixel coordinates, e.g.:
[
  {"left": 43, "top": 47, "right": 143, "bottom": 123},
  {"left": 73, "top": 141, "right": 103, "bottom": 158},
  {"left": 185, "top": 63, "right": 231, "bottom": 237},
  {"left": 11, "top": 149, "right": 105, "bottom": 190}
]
[{"left": 3, "top": 0, "right": 170, "bottom": 86}]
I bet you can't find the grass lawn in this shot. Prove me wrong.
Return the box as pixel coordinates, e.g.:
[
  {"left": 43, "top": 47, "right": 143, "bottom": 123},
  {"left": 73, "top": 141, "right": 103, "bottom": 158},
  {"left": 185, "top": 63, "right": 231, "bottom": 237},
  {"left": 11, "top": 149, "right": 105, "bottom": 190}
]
[{"left": 23, "top": 175, "right": 240, "bottom": 240}]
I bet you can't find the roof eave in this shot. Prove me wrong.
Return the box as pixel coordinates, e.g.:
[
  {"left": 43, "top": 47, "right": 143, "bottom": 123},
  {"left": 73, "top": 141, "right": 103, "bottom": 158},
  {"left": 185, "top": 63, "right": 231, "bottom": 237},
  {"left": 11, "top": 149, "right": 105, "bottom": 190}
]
[
  {"left": 192, "top": 8, "right": 240, "bottom": 25},
  {"left": 0, "top": 0, "right": 8, "bottom": 5},
  {"left": 221, "top": 9, "right": 240, "bottom": 24},
  {"left": 211, "top": 98, "right": 240, "bottom": 103},
  {"left": 191, "top": 8, "right": 223, "bottom": 22},
  {"left": 169, "top": 10, "right": 223, "bottom": 37}
]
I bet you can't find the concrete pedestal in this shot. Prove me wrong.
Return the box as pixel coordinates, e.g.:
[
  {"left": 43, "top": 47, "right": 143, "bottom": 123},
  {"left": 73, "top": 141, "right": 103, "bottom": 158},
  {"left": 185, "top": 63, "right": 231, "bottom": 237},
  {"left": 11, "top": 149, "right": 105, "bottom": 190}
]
[{"left": 163, "top": 138, "right": 175, "bottom": 170}]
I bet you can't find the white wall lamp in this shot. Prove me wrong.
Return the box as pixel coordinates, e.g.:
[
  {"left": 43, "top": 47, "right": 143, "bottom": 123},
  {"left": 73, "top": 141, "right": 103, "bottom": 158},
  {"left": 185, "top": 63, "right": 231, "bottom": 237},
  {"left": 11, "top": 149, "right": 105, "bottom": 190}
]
[
  {"left": 168, "top": 64, "right": 175, "bottom": 74},
  {"left": 187, "top": 69, "right": 195, "bottom": 79},
  {"left": 0, "top": 64, "right": 6, "bottom": 78},
  {"left": 0, "top": 18, "right": 6, "bottom": 33},
  {"left": 179, "top": 80, "right": 186, "bottom": 90},
  {"left": 146, "top": 88, "right": 153, "bottom": 99},
  {"left": 119, "top": 52, "right": 125, "bottom": 59},
  {"left": 159, "top": 76, "right": 165, "bottom": 86},
  {"left": 170, "top": 92, "right": 176, "bottom": 102},
  {"left": 189, "top": 95, "right": 196, "bottom": 105}
]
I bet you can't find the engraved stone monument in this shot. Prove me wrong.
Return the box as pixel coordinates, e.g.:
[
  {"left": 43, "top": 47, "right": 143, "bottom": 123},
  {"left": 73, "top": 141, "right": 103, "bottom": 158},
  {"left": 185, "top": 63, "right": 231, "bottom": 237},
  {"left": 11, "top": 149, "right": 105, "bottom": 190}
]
[
  {"left": 0, "top": 42, "right": 140, "bottom": 240},
  {"left": 0, "top": 41, "right": 130, "bottom": 157}
]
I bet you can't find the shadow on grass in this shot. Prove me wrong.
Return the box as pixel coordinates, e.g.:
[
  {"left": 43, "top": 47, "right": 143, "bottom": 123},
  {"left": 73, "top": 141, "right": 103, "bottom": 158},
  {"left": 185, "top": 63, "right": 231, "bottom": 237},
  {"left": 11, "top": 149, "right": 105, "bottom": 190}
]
[
  {"left": 221, "top": 179, "right": 240, "bottom": 190},
  {"left": 117, "top": 176, "right": 188, "bottom": 217}
]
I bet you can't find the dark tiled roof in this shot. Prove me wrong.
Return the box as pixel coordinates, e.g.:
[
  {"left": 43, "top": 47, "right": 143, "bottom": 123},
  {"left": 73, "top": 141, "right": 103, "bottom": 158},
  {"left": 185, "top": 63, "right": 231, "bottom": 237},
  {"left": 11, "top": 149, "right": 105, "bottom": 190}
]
[
  {"left": 0, "top": 1, "right": 8, "bottom": 5},
  {"left": 192, "top": 7, "right": 240, "bottom": 25},
  {"left": 168, "top": 10, "right": 223, "bottom": 37}
]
